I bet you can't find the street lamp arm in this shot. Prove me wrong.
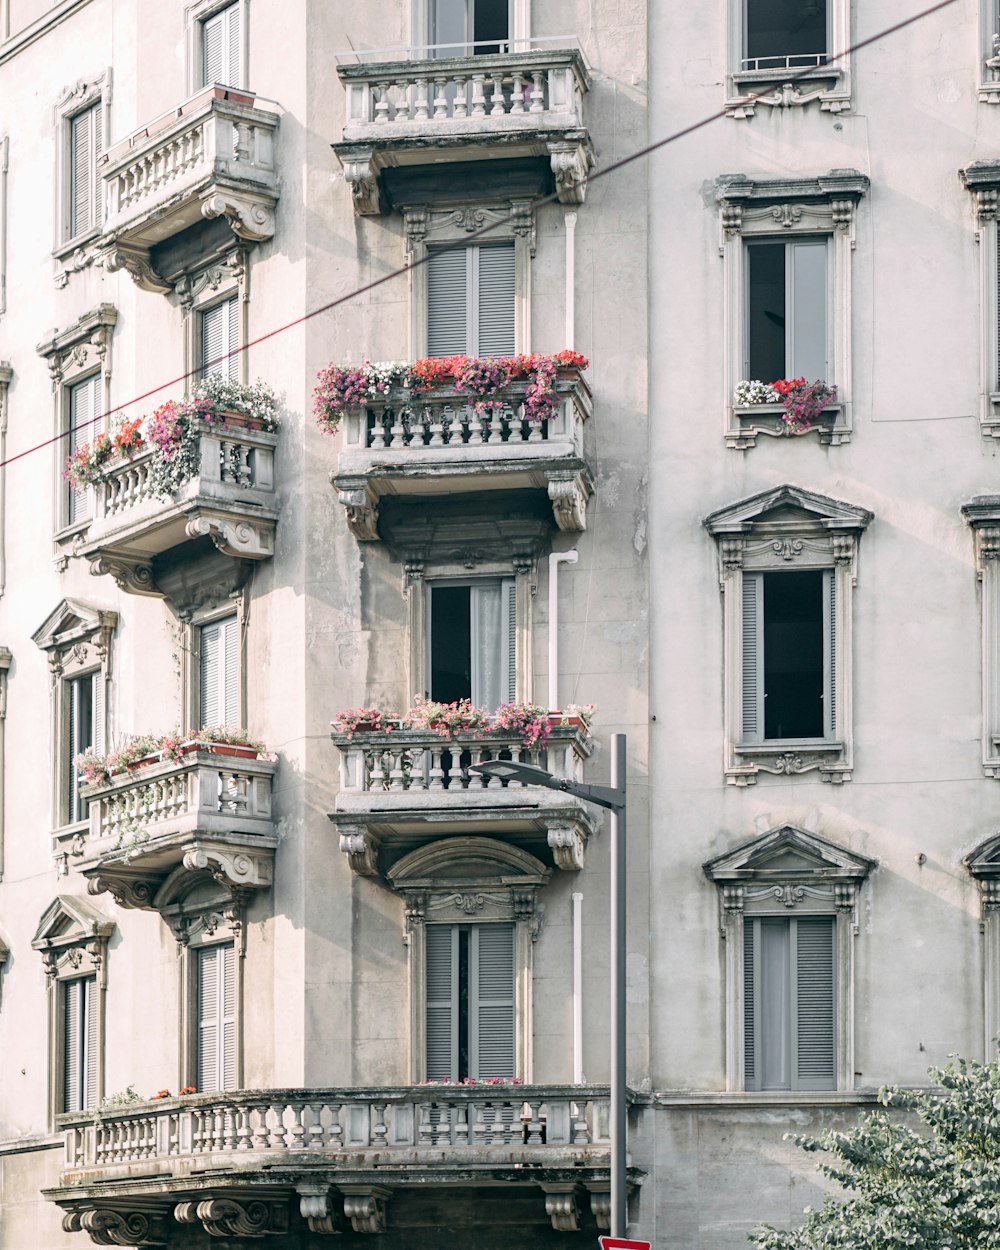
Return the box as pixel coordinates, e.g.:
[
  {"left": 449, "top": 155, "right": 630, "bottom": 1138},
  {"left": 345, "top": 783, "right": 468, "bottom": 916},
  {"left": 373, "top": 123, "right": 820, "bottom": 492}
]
[{"left": 554, "top": 778, "right": 625, "bottom": 812}]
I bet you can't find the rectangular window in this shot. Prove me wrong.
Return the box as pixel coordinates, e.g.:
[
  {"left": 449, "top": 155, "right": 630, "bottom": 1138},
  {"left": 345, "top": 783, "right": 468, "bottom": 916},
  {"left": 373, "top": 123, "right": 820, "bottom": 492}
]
[
  {"left": 199, "top": 296, "right": 240, "bottom": 380},
  {"left": 66, "top": 374, "right": 101, "bottom": 526},
  {"left": 199, "top": 615, "right": 240, "bottom": 727},
  {"left": 430, "top": 0, "right": 510, "bottom": 53},
  {"left": 426, "top": 923, "right": 515, "bottom": 1081},
  {"left": 742, "top": 569, "right": 834, "bottom": 743},
  {"left": 68, "top": 103, "right": 102, "bottom": 241},
  {"left": 744, "top": 915, "right": 836, "bottom": 1091},
  {"left": 196, "top": 942, "right": 237, "bottom": 1092},
  {"left": 67, "top": 671, "right": 103, "bottom": 824},
  {"left": 428, "top": 579, "right": 516, "bottom": 709},
  {"left": 743, "top": 0, "right": 828, "bottom": 70},
  {"left": 427, "top": 242, "right": 516, "bottom": 358},
  {"left": 201, "top": 2, "right": 241, "bottom": 88},
  {"left": 745, "top": 238, "right": 828, "bottom": 383},
  {"left": 62, "top": 974, "right": 97, "bottom": 1112}
]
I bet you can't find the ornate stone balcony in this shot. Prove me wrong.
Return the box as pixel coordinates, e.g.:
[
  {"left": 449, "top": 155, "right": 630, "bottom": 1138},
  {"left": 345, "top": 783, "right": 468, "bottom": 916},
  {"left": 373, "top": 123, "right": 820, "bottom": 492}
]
[
  {"left": 330, "top": 722, "right": 598, "bottom": 875},
  {"left": 334, "top": 367, "right": 593, "bottom": 541},
  {"left": 334, "top": 45, "right": 593, "bottom": 213},
  {"left": 69, "top": 749, "right": 277, "bottom": 912},
  {"left": 50, "top": 1085, "right": 616, "bottom": 1237},
  {"left": 97, "top": 85, "right": 280, "bottom": 292},
  {"left": 77, "top": 422, "right": 278, "bottom": 597}
]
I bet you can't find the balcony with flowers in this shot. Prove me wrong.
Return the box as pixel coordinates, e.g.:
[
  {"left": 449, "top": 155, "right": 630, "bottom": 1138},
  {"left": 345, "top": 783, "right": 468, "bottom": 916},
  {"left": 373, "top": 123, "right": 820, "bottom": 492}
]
[
  {"left": 96, "top": 84, "right": 280, "bottom": 293},
  {"left": 323, "top": 353, "right": 594, "bottom": 541},
  {"left": 330, "top": 698, "right": 599, "bottom": 877},
  {"left": 333, "top": 39, "right": 593, "bottom": 214},
  {"left": 729, "top": 378, "right": 846, "bottom": 449},
  {"left": 67, "top": 728, "right": 277, "bottom": 912},
  {"left": 72, "top": 377, "right": 279, "bottom": 598},
  {"left": 49, "top": 1083, "right": 618, "bottom": 1237}
]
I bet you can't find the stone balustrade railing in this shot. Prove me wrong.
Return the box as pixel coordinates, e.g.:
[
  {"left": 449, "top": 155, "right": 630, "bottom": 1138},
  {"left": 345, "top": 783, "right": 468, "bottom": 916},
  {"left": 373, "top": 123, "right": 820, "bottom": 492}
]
[
  {"left": 339, "top": 48, "right": 588, "bottom": 137},
  {"left": 332, "top": 722, "right": 591, "bottom": 796},
  {"left": 60, "top": 1085, "right": 611, "bottom": 1177}
]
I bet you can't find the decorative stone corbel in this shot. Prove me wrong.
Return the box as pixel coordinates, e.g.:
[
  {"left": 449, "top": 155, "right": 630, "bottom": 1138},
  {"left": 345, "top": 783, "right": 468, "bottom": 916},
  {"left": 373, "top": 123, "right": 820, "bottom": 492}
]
[
  {"left": 546, "top": 470, "right": 592, "bottom": 532},
  {"left": 588, "top": 1189, "right": 611, "bottom": 1231},
  {"left": 547, "top": 822, "right": 586, "bottom": 871},
  {"left": 184, "top": 514, "right": 275, "bottom": 560},
  {"left": 103, "top": 241, "right": 172, "bottom": 294},
  {"left": 86, "top": 874, "right": 156, "bottom": 911},
  {"left": 89, "top": 555, "right": 159, "bottom": 597},
  {"left": 340, "top": 149, "right": 381, "bottom": 216},
  {"left": 174, "top": 1198, "right": 286, "bottom": 1237},
  {"left": 62, "top": 1208, "right": 166, "bottom": 1246},
  {"left": 336, "top": 479, "right": 380, "bottom": 542},
  {"left": 719, "top": 883, "right": 744, "bottom": 936},
  {"left": 339, "top": 1187, "right": 390, "bottom": 1234},
  {"left": 181, "top": 845, "right": 274, "bottom": 892},
  {"left": 543, "top": 1185, "right": 582, "bottom": 1231},
  {"left": 981, "top": 879, "right": 1000, "bottom": 918},
  {"left": 547, "top": 141, "right": 592, "bottom": 206},
  {"left": 298, "top": 1184, "right": 340, "bottom": 1235},
  {"left": 201, "top": 191, "right": 277, "bottom": 243},
  {"left": 339, "top": 828, "right": 380, "bottom": 877}
]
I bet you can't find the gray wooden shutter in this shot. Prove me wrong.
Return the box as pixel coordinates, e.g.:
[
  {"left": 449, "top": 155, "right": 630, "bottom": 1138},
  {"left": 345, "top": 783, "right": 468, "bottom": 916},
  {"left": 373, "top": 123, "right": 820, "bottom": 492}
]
[
  {"left": 70, "top": 104, "right": 100, "bottom": 239},
  {"left": 223, "top": 616, "right": 239, "bottom": 726},
  {"left": 202, "top": 3, "right": 241, "bottom": 87},
  {"left": 501, "top": 578, "right": 517, "bottom": 704},
  {"left": 200, "top": 622, "right": 220, "bottom": 726},
  {"left": 91, "top": 670, "right": 105, "bottom": 756},
  {"left": 427, "top": 247, "right": 470, "bottom": 356},
  {"left": 741, "top": 573, "right": 763, "bottom": 742},
  {"left": 200, "top": 297, "right": 239, "bottom": 379},
  {"left": 67, "top": 677, "right": 79, "bottom": 823},
  {"left": 425, "top": 926, "right": 459, "bottom": 1080},
  {"left": 84, "top": 975, "right": 98, "bottom": 1107},
  {"left": 743, "top": 921, "right": 756, "bottom": 1088},
  {"left": 64, "top": 976, "right": 97, "bottom": 1111},
  {"left": 792, "top": 917, "right": 836, "bottom": 1090},
  {"left": 201, "top": 615, "right": 240, "bottom": 726},
  {"left": 475, "top": 242, "right": 516, "bottom": 358},
  {"left": 197, "top": 946, "right": 220, "bottom": 1091},
  {"left": 221, "top": 942, "right": 237, "bottom": 1090},
  {"left": 68, "top": 376, "right": 98, "bottom": 524},
  {"left": 823, "top": 569, "right": 836, "bottom": 739},
  {"left": 470, "top": 923, "right": 516, "bottom": 1079},
  {"left": 788, "top": 238, "right": 828, "bottom": 381}
]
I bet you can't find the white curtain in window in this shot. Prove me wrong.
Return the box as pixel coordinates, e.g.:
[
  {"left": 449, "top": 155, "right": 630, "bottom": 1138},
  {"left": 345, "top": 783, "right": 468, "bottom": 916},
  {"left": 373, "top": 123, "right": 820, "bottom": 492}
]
[{"left": 788, "top": 239, "right": 828, "bottom": 381}]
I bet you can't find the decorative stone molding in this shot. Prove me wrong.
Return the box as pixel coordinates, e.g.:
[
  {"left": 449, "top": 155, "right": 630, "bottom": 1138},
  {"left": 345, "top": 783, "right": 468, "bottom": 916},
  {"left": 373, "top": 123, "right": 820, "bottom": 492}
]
[
  {"left": 86, "top": 875, "right": 156, "bottom": 911},
  {"left": 704, "top": 485, "right": 872, "bottom": 785},
  {"left": 547, "top": 469, "right": 592, "bottom": 532},
  {"left": 588, "top": 1188, "right": 611, "bottom": 1230},
  {"left": 340, "top": 1187, "right": 390, "bottom": 1235},
  {"left": 87, "top": 556, "right": 158, "bottom": 597},
  {"left": 338, "top": 827, "right": 380, "bottom": 876},
  {"left": 339, "top": 147, "right": 381, "bottom": 216},
  {"left": 959, "top": 165, "right": 1000, "bottom": 437},
  {"left": 547, "top": 140, "right": 592, "bottom": 205},
  {"left": 36, "top": 304, "right": 118, "bottom": 389},
  {"left": 297, "top": 1184, "right": 340, "bottom": 1234},
  {"left": 546, "top": 821, "right": 586, "bottom": 871},
  {"left": 704, "top": 824, "right": 875, "bottom": 1091},
  {"left": 62, "top": 1208, "right": 166, "bottom": 1246},
  {"left": 543, "top": 1184, "right": 582, "bottom": 1231},
  {"left": 962, "top": 497, "right": 1000, "bottom": 777},
  {"left": 174, "top": 1197, "right": 287, "bottom": 1237},
  {"left": 715, "top": 171, "right": 868, "bottom": 449},
  {"left": 336, "top": 477, "right": 380, "bottom": 542},
  {"left": 184, "top": 513, "right": 275, "bottom": 559},
  {"left": 964, "top": 832, "right": 1000, "bottom": 1059},
  {"left": 102, "top": 241, "right": 172, "bottom": 294}
]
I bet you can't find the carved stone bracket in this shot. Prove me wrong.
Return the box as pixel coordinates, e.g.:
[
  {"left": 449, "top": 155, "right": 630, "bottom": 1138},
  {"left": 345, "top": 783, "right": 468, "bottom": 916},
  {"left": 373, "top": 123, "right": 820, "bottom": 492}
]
[
  {"left": 184, "top": 514, "right": 275, "bottom": 560},
  {"left": 339, "top": 1187, "right": 390, "bottom": 1234},
  {"left": 546, "top": 821, "right": 586, "bottom": 871},
  {"left": 297, "top": 1184, "right": 340, "bottom": 1235},
  {"left": 543, "top": 1185, "right": 582, "bottom": 1232},
  {"left": 336, "top": 477, "right": 380, "bottom": 541},
  {"left": 63, "top": 1208, "right": 166, "bottom": 1246},
  {"left": 339, "top": 828, "right": 380, "bottom": 877},
  {"left": 86, "top": 874, "right": 157, "bottom": 911},
  {"left": 546, "top": 469, "right": 593, "bottom": 532},
  {"left": 587, "top": 1189, "right": 611, "bottom": 1231},
  {"left": 981, "top": 879, "right": 1000, "bottom": 915},
  {"left": 174, "top": 1197, "right": 286, "bottom": 1237},
  {"left": 88, "top": 556, "right": 160, "bottom": 598},
  {"left": 181, "top": 846, "right": 274, "bottom": 892},
  {"left": 547, "top": 140, "right": 593, "bottom": 206},
  {"left": 340, "top": 148, "right": 381, "bottom": 216},
  {"left": 103, "top": 242, "right": 172, "bottom": 294},
  {"left": 728, "top": 79, "right": 850, "bottom": 119},
  {"left": 201, "top": 190, "right": 276, "bottom": 243}
]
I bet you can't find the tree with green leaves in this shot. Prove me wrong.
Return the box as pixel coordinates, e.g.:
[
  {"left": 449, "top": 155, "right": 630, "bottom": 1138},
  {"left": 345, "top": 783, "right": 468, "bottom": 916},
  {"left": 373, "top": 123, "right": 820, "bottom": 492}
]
[{"left": 750, "top": 1058, "right": 1000, "bottom": 1249}]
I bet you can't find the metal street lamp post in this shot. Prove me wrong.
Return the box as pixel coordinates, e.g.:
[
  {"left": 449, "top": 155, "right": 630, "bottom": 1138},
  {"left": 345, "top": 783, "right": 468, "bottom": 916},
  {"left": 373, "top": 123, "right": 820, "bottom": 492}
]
[{"left": 469, "top": 733, "right": 628, "bottom": 1237}]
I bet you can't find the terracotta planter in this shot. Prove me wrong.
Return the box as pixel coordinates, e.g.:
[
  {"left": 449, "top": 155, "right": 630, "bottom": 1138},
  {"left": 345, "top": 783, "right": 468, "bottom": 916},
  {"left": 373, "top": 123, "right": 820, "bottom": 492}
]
[
  {"left": 217, "top": 409, "right": 265, "bottom": 432},
  {"left": 125, "top": 754, "right": 160, "bottom": 772},
  {"left": 180, "top": 741, "right": 259, "bottom": 760},
  {"left": 548, "top": 713, "right": 587, "bottom": 731}
]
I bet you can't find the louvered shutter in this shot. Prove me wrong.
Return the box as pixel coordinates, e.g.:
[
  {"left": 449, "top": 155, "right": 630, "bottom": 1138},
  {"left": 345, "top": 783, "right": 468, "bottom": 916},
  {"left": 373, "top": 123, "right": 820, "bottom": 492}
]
[
  {"left": 427, "top": 247, "right": 470, "bottom": 356},
  {"left": 91, "top": 671, "right": 105, "bottom": 756},
  {"left": 223, "top": 617, "right": 239, "bottom": 726},
  {"left": 200, "top": 616, "right": 239, "bottom": 726},
  {"left": 792, "top": 917, "right": 836, "bottom": 1090},
  {"left": 470, "top": 923, "right": 516, "bottom": 1079},
  {"left": 197, "top": 946, "right": 221, "bottom": 1092},
  {"left": 200, "top": 297, "right": 239, "bottom": 380},
  {"left": 67, "top": 677, "right": 79, "bottom": 823},
  {"left": 63, "top": 978, "right": 82, "bottom": 1112},
  {"left": 822, "top": 569, "right": 836, "bottom": 739},
  {"left": 68, "top": 376, "right": 98, "bottom": 524},
  {"left": 202, "top": 3, "right": 241, "bottom": 88},
  {"left": 475, "top": 243, "right": 516, "bottom": 357},
  {"left": 743, "top": 922, "right": 755, "bottom": 1087},
  {"left": 83, "top": 976, "right": 98, "bottom": 1107},
  {"left": 741, "top": 573, "right": 763, "bottom": 742},
  {"left": 425, "top": 926, "right": 458, "bottom": 1080},
  {"left": 200, "top": 621, "right": 220, "bottom": 725},
  {"left": 220, "top": 943, "right": 237, "bottom": 1090},
  {"left": 788, "top": 239, "right": 828, "bottom": 382},
  {"left": 69, "top": 104, "right": 100, "bottom": 239},
  {"left": 501, "top": 578, "right": 517, "bottom": 704}
]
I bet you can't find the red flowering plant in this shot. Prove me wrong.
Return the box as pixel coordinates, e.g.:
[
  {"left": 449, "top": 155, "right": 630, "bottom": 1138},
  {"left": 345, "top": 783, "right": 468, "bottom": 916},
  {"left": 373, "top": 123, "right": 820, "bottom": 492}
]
[
  {"left": 151, "top": 1089, "right": 172, "bottom": 1100},
  {"left": 63, "top": 432, "right": 115, "bottom": 491},
  {"left": 178, "top": 1086, "right": 197, "bottom": 1096},
  {"left": 771, "top": 377, "right": 837, "bottom": 432},
  {"left": 77, "top": 728, "right": 270, "bottom": 788}
]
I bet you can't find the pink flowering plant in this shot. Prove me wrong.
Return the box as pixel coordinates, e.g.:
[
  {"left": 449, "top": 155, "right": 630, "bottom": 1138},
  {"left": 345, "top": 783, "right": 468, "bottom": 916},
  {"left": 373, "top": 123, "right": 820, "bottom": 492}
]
[
  {"left": 77, "top": 727, "right": 270, "bottom": 787},
  {"left": 408, "top": 695, "right": 492, "bottom": 738},
  {"left": 330, "top": 707, "right": 394, "bottom": 738},
  {"left": 418, "top": 1076, "right": 524, "bottom": 1085},
  {"left": 734, "top": 378, "right": 837, "bottom": 432},
  {"left": 492, "top": 702, "right": 551, "bottom": 749},
  {"left": 333, "top": 698, "right": 597, "bottom": 751}
]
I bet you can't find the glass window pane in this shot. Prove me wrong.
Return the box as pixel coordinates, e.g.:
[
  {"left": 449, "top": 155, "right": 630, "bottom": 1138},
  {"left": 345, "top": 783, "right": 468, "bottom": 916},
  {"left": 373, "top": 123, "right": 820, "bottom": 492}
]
[
  {"left": 762, "top": 570, "right": 824, "bottom": 739},
  {"left": 789, "top": 240, "right": 828, "bottom": 381},
  {"left": 745, "top": 0, "right": 827, "bottom": 67},
  {"left": 747, "top": 242, "right": 785, "bottom": 382},
  {"left": 759, "top": 919, "right": 791, "bottom": 1090}
]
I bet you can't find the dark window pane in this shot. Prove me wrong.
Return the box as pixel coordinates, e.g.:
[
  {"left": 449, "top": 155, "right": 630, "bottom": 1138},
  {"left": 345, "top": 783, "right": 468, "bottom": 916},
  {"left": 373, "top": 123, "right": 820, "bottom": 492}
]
[
  {"left": 431, "top": 586, "right": 472, "bottom": 703},
  {"left": 746, "top": 0, "right": 827, "bottom": 67},
  {"left": 763, "top": 570, "right": 823, "bottom": 739},
  {"left": 747, "top": 242, "right": 785, "bottom": 383},
  {"left": 474, "top": 0, "right": 509, "bottom": 51}
]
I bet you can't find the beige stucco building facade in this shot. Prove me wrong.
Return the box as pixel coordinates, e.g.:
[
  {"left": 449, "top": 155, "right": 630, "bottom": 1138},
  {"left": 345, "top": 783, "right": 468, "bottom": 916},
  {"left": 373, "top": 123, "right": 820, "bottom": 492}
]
[{"left": 0, "top": 0, "right": 997, "bottom": 1247}]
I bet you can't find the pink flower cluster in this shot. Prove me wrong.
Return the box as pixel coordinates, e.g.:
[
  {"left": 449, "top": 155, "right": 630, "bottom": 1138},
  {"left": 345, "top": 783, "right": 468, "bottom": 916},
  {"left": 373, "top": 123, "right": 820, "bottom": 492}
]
[
  {"left": 772, "top": 378, "right": 837, "bottom": 432},
  {"left": 332, "top": 699, "right": 595, "bottom": 751}
]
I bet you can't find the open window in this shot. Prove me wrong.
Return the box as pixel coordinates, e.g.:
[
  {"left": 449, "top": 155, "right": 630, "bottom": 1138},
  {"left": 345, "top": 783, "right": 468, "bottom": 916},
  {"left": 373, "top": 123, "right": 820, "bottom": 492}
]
[
  {"left": 66, "top": 373, "right": 101, "bottom": 528},
  {"left": 743, "top": 0, "right": 828, "bottom": 72},
  {"left": 704, "top": 484, "right": 872, "bottom": 786},
  {"left": 726, "top": 0, "right": 848, "bottom": 117},
  {"left": 427, "top": 578, "right": 516, "bottom": 709},
  {"left": 745, "top": 238, "right": 829, "bottom": 384},
  {"left": 429, "top": 0, "right": 512, "bottom": 54}
]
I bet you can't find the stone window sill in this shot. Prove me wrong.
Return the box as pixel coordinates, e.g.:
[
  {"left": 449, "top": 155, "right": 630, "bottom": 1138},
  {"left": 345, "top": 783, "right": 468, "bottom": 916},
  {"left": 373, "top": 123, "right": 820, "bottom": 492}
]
[
  {"left": 727, "top": 402, "right": 849, "bottom": 450},
  {"left": 730, "top": 740, "right": 849, "bottom": 786}
]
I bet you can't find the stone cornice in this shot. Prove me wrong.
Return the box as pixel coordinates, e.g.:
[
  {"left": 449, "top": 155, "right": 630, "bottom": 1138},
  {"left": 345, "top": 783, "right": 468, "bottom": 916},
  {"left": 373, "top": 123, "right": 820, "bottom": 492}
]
[{"left": 714, "top": 168, "right": 870, "bottom": 207}]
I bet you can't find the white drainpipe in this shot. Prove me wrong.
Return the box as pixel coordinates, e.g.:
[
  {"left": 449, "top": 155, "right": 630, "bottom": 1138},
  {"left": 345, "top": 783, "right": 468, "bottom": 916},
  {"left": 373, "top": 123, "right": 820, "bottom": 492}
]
[
  {"left": 572, "top": 890, "right": 584, "bottom": 1083},
  {"left": 548, "top": 549, "right": 578, "bottom": 711}
]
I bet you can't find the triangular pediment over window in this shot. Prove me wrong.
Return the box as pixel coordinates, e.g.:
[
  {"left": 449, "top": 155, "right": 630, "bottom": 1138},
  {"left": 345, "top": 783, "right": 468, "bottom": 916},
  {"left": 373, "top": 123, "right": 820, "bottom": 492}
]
[
  {"left": 32, "top": 895, "right": 115, "bottom": 950},
  {"left": 703, "top": 485, "right": 873, "bottom": 537},
  {"left": 965, "top": 833, "right": 1000, "bottom": 879},
  {"left": 703, "top": 824, "right": 876, "bottom": 885},
  {"left": 32, "top": 599, "right": 117, "bottom": 654}
]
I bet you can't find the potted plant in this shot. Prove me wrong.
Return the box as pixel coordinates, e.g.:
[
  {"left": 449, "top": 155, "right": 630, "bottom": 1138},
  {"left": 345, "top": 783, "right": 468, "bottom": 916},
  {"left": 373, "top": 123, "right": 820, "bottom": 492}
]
[
  {"left": 190, "top": 375, "right": 279, "bottom": 432},
  {"left": 493, "top": 702, "right": 551, "bottom": 750}
]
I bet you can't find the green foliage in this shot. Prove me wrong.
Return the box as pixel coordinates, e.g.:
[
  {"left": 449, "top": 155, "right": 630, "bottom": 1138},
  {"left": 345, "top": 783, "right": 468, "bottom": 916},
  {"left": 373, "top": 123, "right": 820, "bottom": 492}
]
[{"left": 750, "top": 1058, "right": 1000, "bottom": 1250}]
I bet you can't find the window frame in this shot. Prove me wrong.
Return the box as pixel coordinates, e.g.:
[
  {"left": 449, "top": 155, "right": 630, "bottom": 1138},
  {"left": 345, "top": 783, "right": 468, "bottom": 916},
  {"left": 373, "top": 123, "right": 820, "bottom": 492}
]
[
  {"left": 426, "top": 239, "right": 518, "bottom": 358},
  {"left": 965, "top": 833, "right": 1000, "bottom": 1059},
  {"left": 186, "top": 0, "right": 249, "bottom": 95},
  {"left": 182, "top": 272, "right": 246, "bottom": 389},
  {"left": 716, "top": 171, "right": 867, "bottom": 449},
  {"left": 196, "top": 610, "right": 243, "bottom": 729},
  {"left": 404, "top": 201, "right": 534, "bottom": 359},
  {"left": 425, "top": 575, "right": 517, "bottom": 708},
  {"left": 704, "top": 824, "right": 875, "bottom": 1094},
  {"left": 53, "top": 70, "right": 111, "bottom": 257},
  {"left": 64, "top": 371, "right": 102, "bottom": 530},
  {"left": 704, "top": 483, "right": 872, "bottom": 786},
  {"left": 743, "top": 235, "right": 832, "bottom": 385},
  {"left": 961, "top": 498, "right": 1000, "bottom": 776},
  {"left": 725, "top": 0, "right": 850, "bottom": 118},
  {"left": 959, "top": 166, "right": 1000, "bottom": 437},
  {"left": 412, "top": 0, "right": 529, "bottom": 52},
  {"left": 980, "top": 0, "right": 1000, "bottom": 104}
]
